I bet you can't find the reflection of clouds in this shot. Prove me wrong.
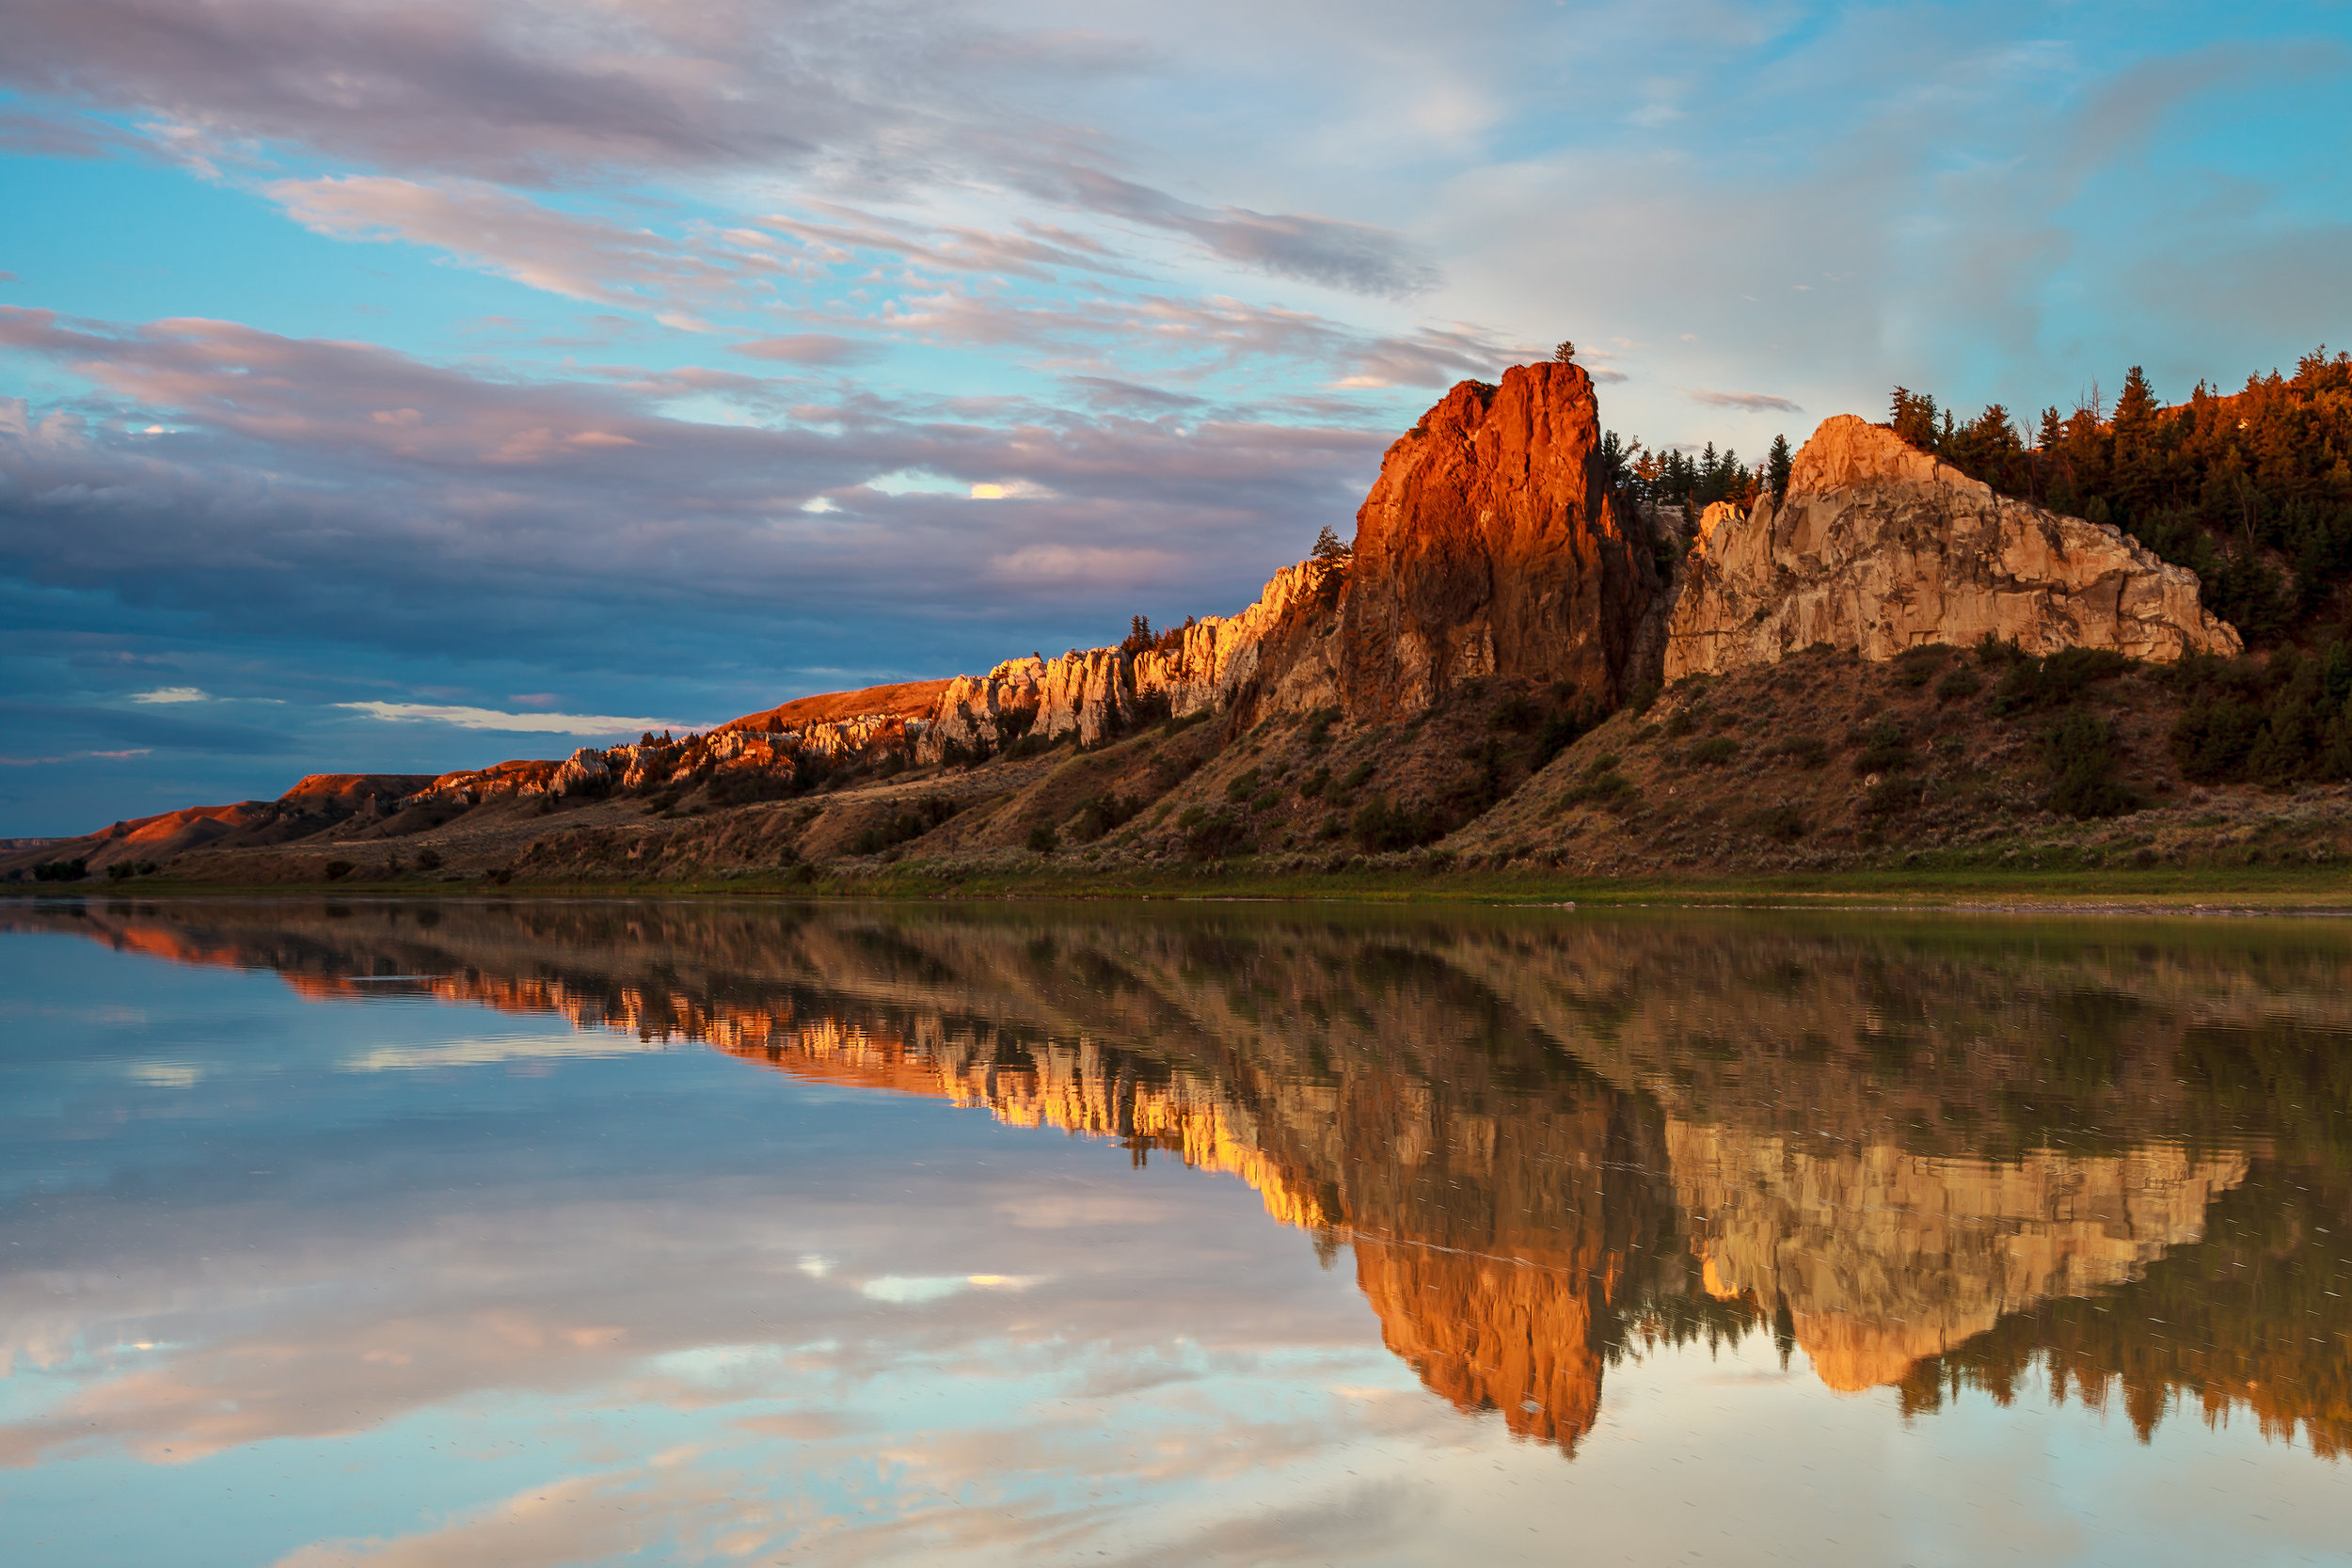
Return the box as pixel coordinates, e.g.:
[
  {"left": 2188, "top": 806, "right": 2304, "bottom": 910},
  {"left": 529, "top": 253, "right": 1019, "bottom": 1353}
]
[
  {"left": 861, "top": 1274, "right": 1042, "bottom": 1304},
  {"left": 340, "top": 1034, "right": 669, "bottom": 1072}
]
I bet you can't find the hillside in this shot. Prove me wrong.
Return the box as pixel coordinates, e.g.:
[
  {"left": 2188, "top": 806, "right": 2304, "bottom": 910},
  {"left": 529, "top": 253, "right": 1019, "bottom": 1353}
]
[{"left": 15, "top": 354, "right": 2352, "bottom": 894}]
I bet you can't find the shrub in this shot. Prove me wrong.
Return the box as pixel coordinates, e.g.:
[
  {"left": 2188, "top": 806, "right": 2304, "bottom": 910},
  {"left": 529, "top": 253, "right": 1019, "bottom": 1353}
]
[
  {"left": 1778, "top": 734, "right": 1830, "bottom": 768},
  {"left": 1069, "top": 792, "right": 1138, "bottom": 842},
  {"left": 1934, "top": 667, "right": 1983, "bottom": 702},
  {"left": 2043, "top": 712, "right": 2141, "bottom": 818},
  {"left": 1493, "top": 692, "right": 1541, "bottom": 732},
  {"left": 1223, "top": 768, "right": 1263, "bottom": 803},
  {"left": 1534, "top": 706, "right": 1595, "bottom": 768},
  {"left": 1560, "top": 756, "right": 1635, "bottom": 809},
  {"left": 1628, "top": 681, "right": 1660, "bottom": 716},
  {"left": 1976, "top": 633, "right": 2026, "bottom": 667},
  {"left": 1340, "top": 760, "right": 1375, "bottom": 790},
  {"left": 324, "top": 860, "right": 355, "bottom": 881},
  {"left": 1248, "top": 786, "right": 1281, "bottom": 813},
  {"left": 1893, "top": 644, "right": 1950, "bottom": 688},
  {"left": 1664, "top": 708, "right": 1698, "bottom": 738},
  {"left": 105, "top": 861, "right": 134, "bottom": 881},
  {"left": 32, "top": 858, "right": 87, "bottom": 882},
  {"left": 1744, "top": 803, "right": 1806, "bottom": 842},
  {"left": 1990, "top": 646, "right": 2134, "bottom": 716},
  {"left": 1851, "top": 720, "right": 1915, "bottom": 774},
  {"left": 1686, "top": 736, "right": 1741, "bottom": 767},
  {"left": 1183, "top": 810, "right": 1249, "bottom": 860},
  {"left": 1352, "top": 794, "right": 1446, "bottom": 851},
  {"left": 1026, "top": 822, "right": 1059, "bottom": 854},
  {"left": 1299, "top": 767, "right": 1331, "bottom": 800},
  {"left": 1861, "top": 777, "right": 1924, "bottom": 815},
  {"left": 852, "top": 796, "right": 962, "bottom": 856},
  {"left": 2168, "top": 642, "right": 2352, "bottom": 785},
  {"left": 1304, "top": 707, "right": 1340, "bottom": 749},
  {"left": 415, "top": 848, "right": 443, "bottom": 871}
]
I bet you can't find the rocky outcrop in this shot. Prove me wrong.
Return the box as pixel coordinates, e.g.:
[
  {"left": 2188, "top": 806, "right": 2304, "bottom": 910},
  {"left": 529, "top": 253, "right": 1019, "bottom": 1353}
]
[
  {"left": 918, "top": 559, "right": 1340, "bottom": 760},
  {"left": 1340, "top": 362, "right": 1660, "bottom": 717},
  {"left": 1664, "top": 415, "right": 2241, "bottom": 681}
]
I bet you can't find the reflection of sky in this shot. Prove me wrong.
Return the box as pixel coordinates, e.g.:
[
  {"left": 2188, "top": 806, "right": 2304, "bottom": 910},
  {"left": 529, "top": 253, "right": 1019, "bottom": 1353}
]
[{"left": 4, "top": 930, "right": 2348, "bottom": 1568}]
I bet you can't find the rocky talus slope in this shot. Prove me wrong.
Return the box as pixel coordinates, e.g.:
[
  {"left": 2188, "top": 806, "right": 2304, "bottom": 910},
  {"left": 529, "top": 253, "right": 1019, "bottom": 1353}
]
[{"left": 1665, "top": 416, "right": 2241, "bottom": 681}]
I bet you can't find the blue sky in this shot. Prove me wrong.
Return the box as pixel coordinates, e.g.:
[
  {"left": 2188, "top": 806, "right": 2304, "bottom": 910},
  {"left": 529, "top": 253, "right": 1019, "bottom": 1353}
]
[{"left": 3, "top": 0, "right": 2349, "bottom": 832}]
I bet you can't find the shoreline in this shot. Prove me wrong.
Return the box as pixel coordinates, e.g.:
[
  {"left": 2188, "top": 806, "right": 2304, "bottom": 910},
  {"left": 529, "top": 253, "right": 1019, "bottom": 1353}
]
[{"left": 11, "top": 863, "right": 2352, "bottom": 915}]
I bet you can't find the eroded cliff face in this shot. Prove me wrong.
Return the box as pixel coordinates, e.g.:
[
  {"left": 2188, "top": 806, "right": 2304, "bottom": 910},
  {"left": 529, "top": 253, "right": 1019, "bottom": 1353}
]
[
  {"left": 1341, "top": 362, "right": 1660, "bottom": 716},
  {"left": 1668, "top": 1123, "right": 2249, "bottom": 1390},
  {"left": 1664, "top": 415, "right": 2241, "bottom": 680},
  {"left": 919, "top": 560, "right": 1340, "bottom": 759}
]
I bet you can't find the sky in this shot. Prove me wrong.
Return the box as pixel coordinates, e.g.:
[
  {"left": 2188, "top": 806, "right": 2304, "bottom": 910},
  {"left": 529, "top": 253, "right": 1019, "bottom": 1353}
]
[{"left": 2, "top": 0, "right": 2349, "bottom": 833}]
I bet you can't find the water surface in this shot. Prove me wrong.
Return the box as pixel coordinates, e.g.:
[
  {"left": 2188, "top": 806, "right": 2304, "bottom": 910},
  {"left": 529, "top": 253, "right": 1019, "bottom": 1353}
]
[{"left": 4, "top": 898, "right": 2349, "bottom": 1566}]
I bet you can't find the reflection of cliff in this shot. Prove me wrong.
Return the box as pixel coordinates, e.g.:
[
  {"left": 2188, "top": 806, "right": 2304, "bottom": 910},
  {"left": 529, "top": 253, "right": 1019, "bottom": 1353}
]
[
  {"left": 1669, "top": 1123, "right": 2249, "bottom": 1390},
  {"left": 15, "top": 899, "right": 2349, "bottom": 1459}
]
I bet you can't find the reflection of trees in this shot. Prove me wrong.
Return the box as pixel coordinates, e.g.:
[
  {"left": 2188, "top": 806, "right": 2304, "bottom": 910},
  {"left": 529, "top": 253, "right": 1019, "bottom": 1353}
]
[
  {"left": 15, "top": 898, "right": 2352, "bottom": 1459},
  {"left": 1899, "top": 1162, "right": 2352, "bottom": 1457}
]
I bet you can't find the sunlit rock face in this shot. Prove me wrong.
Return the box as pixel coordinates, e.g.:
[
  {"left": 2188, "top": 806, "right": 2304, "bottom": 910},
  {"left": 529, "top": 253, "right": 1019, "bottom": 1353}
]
[
  {"left": 1667, "top": 1122, "right": 2250, "bottom": 1390},
  {"left": 918, "top": 560, "right": 1340, "bottom": 759},
  {"left": 1663, "top": 415, "right": 2241, "bottom": 681},
  {"left": 1339, "top": 361, "right": 1661, "bottom": 717}
]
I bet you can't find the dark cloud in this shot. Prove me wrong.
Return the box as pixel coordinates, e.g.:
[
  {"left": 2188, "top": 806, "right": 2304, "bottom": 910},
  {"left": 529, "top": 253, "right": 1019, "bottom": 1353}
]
[{"left": 0, "top": 308, "right": 1386, "bottom": 673}]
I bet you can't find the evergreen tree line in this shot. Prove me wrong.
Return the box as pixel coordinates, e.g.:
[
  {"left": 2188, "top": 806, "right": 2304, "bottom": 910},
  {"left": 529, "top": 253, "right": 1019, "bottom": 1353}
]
[
  {"left": 1891, "top": 347, "right": 2352, "bottom": 789},
  {"left": 1597, "top": 430, "right": 1793, "bottom": 515},
  {"left": 1888, "top": 347, "right": 2352, "bottom": 644}
]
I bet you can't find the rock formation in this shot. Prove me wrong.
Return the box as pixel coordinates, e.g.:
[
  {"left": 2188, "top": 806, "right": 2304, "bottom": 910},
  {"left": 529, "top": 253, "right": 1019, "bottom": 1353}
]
[
  {"left": 1664, "top": 415, "right": 2241, "bottom": 680},
  {"left": 1340, "top": 361, "right": 1661, "bottom": 716},
  {"left": 919, "top": 559, "right": 1339, "bottom": 759}
]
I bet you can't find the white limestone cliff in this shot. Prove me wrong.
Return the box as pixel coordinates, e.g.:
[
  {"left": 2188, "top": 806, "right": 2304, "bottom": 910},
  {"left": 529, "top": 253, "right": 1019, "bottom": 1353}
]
[{"left": 1663, "top": 415, "right": 2242, "bottom": 682}]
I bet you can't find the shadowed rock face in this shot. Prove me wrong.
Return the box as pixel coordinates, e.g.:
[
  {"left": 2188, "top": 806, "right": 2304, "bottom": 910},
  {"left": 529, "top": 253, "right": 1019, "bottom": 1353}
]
[
  {"left": 1664, "top": 415, "right": 2241, "bottom": 680},
  {"left": 1340, "top": 362, "right": 1661, "bottom": 718}
]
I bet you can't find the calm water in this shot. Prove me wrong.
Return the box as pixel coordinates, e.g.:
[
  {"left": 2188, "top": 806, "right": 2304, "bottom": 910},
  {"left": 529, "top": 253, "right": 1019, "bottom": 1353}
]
[{"left": 4, "top": 899, "right": 2349, "bottom": 1567}]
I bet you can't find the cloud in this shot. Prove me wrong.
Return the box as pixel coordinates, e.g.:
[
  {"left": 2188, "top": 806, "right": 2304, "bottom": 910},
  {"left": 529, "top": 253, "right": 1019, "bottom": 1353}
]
[
  {"left": 1688, "top": 388, "right": 1804, "bottom": 413},
  {"left": 336, "top": 703, "right": 702, "bottom": 735},
  {"left": 730, "top": 334, "right": 878, "bottom": 366},
  {"left": 0, "top": 305, "right": 1392, "bottom": 716},
  {"left": 1330, "top": 324, "right": 1540, "bottom": 389},
  {"left": 0, "top": 747, "right": 152, "bottom": 767},
  {"left": 268, "top": 176, "right": 755, "bottom": 322},
  {"left": 129, "top": 686, "right": 209, "bottom": 703},
  {"left": 0, "top": 0, "right": 1423, "bottom": 295},
  {"left": 1030, "top": 166, "right": 1436, "bottom": 297}
]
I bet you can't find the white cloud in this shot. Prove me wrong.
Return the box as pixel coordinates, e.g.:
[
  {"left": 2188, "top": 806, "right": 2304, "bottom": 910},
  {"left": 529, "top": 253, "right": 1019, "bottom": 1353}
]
[
  {"left": 336, "top": 702, "right": 700, "bottom": 735},
  {"left": 130, "top": 686, "right": 209, "bottom": 704}
]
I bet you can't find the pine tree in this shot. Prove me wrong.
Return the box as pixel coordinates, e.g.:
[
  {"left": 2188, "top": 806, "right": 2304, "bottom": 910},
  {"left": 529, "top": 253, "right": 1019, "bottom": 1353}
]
[
  {"left": 1767, "top": 434, "right": 1793, "bottom": 499},
  {"left": 1311, "top": 524, "right": 1352, "bottom": 567}
]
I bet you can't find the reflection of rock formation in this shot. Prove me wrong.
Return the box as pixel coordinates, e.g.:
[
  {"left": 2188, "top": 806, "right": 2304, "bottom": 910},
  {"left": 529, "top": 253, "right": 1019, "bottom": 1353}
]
[
  {"left": 14, "top": 899, "right": 2345, "bottom": 1458},
  {"left": 1669, "top": 1123, "right": 2249, "bottom": 1390}
]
